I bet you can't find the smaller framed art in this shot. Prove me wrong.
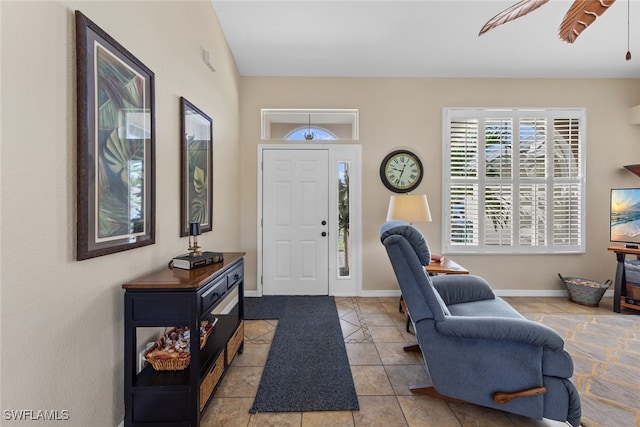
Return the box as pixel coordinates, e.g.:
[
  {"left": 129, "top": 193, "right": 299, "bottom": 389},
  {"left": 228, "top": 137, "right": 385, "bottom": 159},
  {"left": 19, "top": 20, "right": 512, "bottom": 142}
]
[
  {"left": 75, "top": 11, "right": 155, "bottom": 260},
  {"left": 180, "top": 97, "right": 213, "bottom": 237}
]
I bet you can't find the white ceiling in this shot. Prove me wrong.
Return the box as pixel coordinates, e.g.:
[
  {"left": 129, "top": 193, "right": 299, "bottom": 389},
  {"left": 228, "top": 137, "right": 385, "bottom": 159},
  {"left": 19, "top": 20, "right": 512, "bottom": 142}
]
[{"left": 210, "top": 0, "right": 640, "bottom": 78}]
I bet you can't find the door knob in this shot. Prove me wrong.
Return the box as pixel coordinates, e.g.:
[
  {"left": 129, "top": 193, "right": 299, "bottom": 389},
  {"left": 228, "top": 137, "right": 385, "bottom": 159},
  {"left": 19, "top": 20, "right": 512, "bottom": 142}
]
[
  {"left": 321, "top": 220, "right": 327, "bottom": 225},
  {"left": 321, "top": 232, "right": 327, "bottom": 237}
]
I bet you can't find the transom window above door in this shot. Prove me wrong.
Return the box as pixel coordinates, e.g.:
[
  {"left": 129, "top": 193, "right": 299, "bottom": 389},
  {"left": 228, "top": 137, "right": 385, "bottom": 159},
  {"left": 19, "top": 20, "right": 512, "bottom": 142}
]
[{"left": 261, "top": 109, "right": 359, "bottom": 140}]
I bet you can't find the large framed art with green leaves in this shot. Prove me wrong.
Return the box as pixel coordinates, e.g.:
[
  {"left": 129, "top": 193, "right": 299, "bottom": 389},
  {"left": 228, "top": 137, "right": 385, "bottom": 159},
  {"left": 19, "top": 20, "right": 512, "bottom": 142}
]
[
  {"left": 180, "top": 97, "right": 213, "bottom": 237},
  {"left": 75, "top": 11, "right": 155, "bottom": 260}
]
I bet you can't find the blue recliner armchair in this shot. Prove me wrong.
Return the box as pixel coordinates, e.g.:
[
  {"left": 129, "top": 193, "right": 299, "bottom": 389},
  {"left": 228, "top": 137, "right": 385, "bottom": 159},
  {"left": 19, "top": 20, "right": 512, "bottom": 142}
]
[{"left": 380, "top": 220, "right": 581, "bottom": 426}]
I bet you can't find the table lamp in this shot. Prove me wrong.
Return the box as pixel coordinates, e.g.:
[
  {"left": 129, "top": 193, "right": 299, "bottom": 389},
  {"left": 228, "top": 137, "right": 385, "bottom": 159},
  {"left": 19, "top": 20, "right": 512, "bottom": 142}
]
[
  {"left": 188, "top": 222, "right": 202, "bottom": 256},
  {"left": 387, "top": 194, "right": 442, "bottom": 264},
  {"left": 386, "top": 194, "right": 432, "bottom": 224}
]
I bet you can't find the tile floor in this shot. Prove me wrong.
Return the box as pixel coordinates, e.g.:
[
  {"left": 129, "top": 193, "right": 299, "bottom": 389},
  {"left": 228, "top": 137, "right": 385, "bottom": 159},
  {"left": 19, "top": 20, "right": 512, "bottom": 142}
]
[{"left": 200, "top": 297, "right": 621, "bottom": 427}]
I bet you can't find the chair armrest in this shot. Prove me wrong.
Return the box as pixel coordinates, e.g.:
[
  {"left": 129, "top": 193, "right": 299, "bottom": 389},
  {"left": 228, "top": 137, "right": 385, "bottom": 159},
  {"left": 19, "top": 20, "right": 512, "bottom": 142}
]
[
  {"left": 431, "top": 275, "right": 495, "bottom": 305},
  {"left": 435, "top": 316, "right": 566, "bottom": 352}
]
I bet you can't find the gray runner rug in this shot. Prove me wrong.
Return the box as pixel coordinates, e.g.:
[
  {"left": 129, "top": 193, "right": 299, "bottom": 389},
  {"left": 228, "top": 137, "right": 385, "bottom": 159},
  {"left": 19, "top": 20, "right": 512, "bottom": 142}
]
[{"left": 247, "top": 296, "right": 359, "bottom": 413}]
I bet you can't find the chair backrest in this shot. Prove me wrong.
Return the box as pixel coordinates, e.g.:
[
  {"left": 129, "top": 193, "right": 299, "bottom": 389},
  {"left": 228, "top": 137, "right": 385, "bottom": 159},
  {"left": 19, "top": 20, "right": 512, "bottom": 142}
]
[{"left": 380, "top": 220, "right": 450, "bottom": 322}]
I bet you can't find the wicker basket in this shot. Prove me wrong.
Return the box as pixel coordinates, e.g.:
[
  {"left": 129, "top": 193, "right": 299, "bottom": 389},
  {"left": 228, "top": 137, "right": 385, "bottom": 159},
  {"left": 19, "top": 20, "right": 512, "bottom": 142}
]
[
  {"left": 144, "top": 327, "right": 191, "bottom": 371},
  {"left": 558, "top": 274, "right": 611, "bottom": 307},
  {"left": 144, "top": 346, "right": 191, "bottom": 371},
  {"left": 144, "top": 322, "right": 214, "bottom": 371}
]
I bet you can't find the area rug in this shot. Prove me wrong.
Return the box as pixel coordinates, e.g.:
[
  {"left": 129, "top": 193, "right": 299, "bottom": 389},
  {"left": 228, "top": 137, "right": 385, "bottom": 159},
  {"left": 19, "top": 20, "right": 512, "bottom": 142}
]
[
  {"left": 248, "top": 296, "right": 359, "bottom": 413},
  {"left": 244, "top": 295, "right": 288, "bottom": 320},
  {"left": 531, "top": 312, "right": 640, "bottom": 427}
]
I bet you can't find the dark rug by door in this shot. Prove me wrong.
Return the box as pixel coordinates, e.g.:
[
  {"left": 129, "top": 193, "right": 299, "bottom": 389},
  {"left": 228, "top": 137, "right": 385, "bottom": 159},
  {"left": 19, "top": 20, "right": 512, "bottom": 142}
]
[
  {"left": 247, "top": 296, "right": 359, "bottom": 413},
  {"left": 244, "top": 295, "right": 288, "bottom": 320}
]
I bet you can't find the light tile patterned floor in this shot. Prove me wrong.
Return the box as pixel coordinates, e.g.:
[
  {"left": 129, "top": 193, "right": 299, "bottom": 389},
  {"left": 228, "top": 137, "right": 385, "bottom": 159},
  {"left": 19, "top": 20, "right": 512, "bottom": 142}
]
[{"left": 201, "top": 297, "right": 634, "bottom": 427}]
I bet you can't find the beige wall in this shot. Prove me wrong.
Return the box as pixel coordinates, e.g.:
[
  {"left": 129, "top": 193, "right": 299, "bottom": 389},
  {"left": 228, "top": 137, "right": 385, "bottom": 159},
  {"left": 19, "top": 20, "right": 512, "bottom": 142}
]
[
  {"left": 239, "top": 77, "right": 640, "bottom": 294},
  {"left": 1, "top": 1, "right": 240, "bottom": 425},
  {"left": 2, "top": 1, "right": 640, "bottom": 424}
]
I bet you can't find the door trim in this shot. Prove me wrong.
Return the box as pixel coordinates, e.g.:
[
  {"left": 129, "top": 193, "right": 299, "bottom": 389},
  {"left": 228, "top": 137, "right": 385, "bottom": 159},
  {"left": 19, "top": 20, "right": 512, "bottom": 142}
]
[{"left": 257, "top": 144, "right": 362, "bottom": 297}]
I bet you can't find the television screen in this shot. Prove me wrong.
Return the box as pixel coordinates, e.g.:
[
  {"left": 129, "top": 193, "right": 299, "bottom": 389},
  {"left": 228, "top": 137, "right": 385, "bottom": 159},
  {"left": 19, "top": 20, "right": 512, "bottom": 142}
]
[{"left": 610, "top": 188, "right": 640, "bottom": 246}]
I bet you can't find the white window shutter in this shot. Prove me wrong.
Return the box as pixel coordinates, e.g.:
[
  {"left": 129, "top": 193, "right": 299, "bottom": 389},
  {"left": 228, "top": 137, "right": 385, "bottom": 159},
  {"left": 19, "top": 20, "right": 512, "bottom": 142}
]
[{"left": 443, "top": 108, "right": 585, "bottom": 254}]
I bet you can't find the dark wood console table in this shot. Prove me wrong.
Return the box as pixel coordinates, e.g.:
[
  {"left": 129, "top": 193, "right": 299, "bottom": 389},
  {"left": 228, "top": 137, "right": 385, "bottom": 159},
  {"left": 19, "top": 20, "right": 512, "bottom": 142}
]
[
  {"left": 122, "top": 252, "right": 245, "bottom": 426},
  {"left": 607, "top": 246, "right": 640, "bottom": 313}
]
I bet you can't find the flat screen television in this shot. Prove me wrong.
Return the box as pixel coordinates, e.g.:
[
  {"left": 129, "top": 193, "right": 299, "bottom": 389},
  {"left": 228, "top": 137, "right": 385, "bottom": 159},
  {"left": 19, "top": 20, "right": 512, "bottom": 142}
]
[{"left": 610, "top": 188, "right": 640, "bottom": 248}]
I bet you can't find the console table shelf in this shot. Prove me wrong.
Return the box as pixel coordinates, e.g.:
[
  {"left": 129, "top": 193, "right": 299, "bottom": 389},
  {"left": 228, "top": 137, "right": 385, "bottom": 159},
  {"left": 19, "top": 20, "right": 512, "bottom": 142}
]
[
  {"left": 123, "top": 252, "right": 245, "bottom": 427},
  {"left": 620, "top": 299, "right": 640, "bottom": 311}
]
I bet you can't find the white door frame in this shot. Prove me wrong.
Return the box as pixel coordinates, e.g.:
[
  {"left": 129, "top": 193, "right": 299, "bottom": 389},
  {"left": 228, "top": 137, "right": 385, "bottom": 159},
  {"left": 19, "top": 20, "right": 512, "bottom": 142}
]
[{"left": 257, "top": 144, "right": 362, "bottom": 297}]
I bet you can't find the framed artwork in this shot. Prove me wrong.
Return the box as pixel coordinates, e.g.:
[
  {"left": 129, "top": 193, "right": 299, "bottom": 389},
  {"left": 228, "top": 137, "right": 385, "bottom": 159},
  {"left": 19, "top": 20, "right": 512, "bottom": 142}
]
[
  {"left": 75, "top": 11, "right": 155, "bottom": 260},
  {"left": 180, "top": 97, "right": 213, "bottom": 237}
]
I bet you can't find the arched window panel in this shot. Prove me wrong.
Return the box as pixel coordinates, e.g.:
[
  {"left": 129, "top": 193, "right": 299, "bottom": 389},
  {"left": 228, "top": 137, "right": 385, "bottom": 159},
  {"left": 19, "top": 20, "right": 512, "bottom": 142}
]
[{"left": 286, "top": 126, "right": 337, "bottom": 141}]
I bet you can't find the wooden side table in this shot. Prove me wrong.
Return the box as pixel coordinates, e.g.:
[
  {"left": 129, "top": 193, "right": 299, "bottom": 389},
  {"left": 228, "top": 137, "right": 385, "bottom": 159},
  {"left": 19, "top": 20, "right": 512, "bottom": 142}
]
[
  {"left": 426, "top": 257, "right": 469, "bottom": 275},
  {"left": 607, "top": 246, "right": 640, "bottom": 313},
  {"left": 400, "top": 257, "right": 469, "bottom": 331}
]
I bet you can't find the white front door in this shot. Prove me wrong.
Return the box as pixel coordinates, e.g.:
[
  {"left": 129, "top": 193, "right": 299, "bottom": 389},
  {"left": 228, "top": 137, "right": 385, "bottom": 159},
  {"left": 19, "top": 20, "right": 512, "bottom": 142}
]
[{"left": 262, "top": 149, "right": 329, "bottom": 295}]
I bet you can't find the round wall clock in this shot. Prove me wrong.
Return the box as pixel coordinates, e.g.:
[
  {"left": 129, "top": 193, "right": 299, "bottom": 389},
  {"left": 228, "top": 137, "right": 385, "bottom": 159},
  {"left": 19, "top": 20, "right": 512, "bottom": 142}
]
[{"left": 380, "top": 149, "right": 424, "bottom": 193}]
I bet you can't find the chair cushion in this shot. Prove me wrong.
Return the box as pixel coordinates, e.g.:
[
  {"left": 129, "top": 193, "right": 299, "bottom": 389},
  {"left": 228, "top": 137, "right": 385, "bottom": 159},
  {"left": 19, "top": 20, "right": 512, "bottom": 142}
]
[
  {"left": 431, "top": 275, "right": 495, "bottom": 305},
  {"left": 380, "top": 220, "right": 431, "bottom": 266},
  {"left": 446, "top": 297, "right": 523, "bottom": 319}
]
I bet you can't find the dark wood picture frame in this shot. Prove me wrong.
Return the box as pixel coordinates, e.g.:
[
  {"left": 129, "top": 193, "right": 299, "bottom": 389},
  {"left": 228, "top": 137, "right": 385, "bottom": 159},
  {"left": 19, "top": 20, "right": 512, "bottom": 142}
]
[
  {"left": 180, "top": 97, "right": 213, "bottom": 237},
  {"left": 76, "top": 11, "right": 155, "bottom": 260}
]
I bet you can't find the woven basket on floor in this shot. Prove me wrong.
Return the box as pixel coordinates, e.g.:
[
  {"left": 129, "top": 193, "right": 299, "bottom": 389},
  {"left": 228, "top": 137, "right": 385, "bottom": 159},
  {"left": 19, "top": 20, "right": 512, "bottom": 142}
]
[{"left": 558, "top": 273, "right": 611, "bottom": 307}]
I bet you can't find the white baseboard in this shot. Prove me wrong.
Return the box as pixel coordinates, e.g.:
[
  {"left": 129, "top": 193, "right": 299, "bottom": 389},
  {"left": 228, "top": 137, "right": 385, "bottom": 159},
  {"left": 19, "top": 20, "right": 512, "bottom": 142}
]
[
  {"left": 244, "top": 290, "right": 261, "bottom": 297},
  {"left": 494, "top": 289, "right": 615, "bottom": 298},
  {"left": 495, "top": 289, "right": 568, "bottom": 297}
]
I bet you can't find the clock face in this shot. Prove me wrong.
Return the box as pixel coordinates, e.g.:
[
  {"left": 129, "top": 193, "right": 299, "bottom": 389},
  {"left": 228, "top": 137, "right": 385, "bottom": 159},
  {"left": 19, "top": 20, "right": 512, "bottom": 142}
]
[{"left": 380, "top": 150, "right": 423, "bottom": 193}]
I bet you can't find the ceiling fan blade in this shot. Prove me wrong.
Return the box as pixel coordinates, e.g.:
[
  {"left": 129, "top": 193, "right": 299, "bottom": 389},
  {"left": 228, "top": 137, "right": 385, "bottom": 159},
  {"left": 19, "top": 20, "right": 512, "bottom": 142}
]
[
  {"left": 479, "top": 0, "right": 550, "bottom": 36},
  {"left": 558, "top": 0, "right": 616, "bottom": 43}
]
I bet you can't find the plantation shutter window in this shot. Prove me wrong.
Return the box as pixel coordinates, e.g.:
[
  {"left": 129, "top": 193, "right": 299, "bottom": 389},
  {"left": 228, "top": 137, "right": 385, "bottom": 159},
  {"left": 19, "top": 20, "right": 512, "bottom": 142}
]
[{"left": 443, "top": 108, "right": 585, "bottom": 254}]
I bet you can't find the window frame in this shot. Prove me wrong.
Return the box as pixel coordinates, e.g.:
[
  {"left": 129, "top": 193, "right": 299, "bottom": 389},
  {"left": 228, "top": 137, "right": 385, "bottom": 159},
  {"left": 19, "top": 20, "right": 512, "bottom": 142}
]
[
  {"left": 261, "top": 109, "right": 359, "bottom": 140},
  {"left": 442, "top": 107, "right": 586, "bottom": 255}
]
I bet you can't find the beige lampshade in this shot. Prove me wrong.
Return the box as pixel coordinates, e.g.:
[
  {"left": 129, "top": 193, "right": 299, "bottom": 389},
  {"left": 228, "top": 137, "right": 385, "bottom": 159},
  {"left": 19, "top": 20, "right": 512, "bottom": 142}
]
[{"left": 386, "top": 194, "right": 432, "bottom": 223}]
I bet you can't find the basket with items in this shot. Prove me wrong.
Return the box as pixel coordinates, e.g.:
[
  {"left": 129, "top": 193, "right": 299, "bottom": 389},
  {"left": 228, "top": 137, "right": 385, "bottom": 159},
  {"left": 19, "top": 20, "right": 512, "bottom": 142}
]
[
  {"left": 558, "top": 273, "right": 611, "bottom": 307},
  {"left": 144, "top": 319, "right": 216, "bottom": 371}
]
